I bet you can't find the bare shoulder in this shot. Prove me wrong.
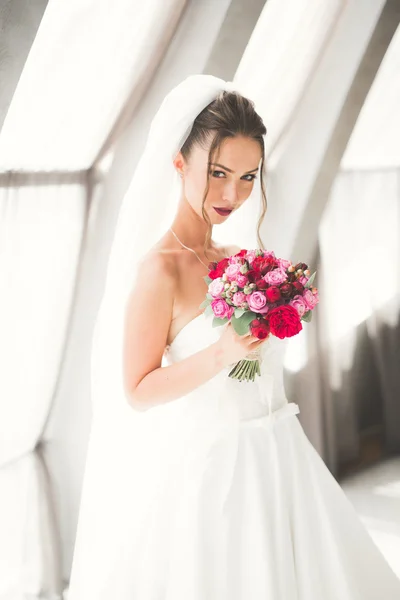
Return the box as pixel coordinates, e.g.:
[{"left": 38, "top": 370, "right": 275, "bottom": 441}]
[
  {"left": 136, "top": 246, "right": 177, "bottom": 282},
  {"left": 123, "top": 246, "right": 177, "bottom": 405}
]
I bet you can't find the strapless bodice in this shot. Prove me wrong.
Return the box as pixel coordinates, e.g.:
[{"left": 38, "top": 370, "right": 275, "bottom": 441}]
[{"left": 159, "top": 312, "right": 291, "bottom": 425}]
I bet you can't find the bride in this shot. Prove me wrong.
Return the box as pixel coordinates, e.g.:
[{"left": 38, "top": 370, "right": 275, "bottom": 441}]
[{"left": 67, "top": 75, "right": 400, "bottom": 599}]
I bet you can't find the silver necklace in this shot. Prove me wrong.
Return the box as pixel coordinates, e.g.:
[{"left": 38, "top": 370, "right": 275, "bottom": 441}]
[{"left": 169, "top": 227, "right": 209, "bottom": 270}]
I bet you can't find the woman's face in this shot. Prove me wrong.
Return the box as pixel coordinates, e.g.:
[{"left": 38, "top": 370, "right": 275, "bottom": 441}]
[{"left": 175, "top": 135, "right": 262, "bottom": 224}]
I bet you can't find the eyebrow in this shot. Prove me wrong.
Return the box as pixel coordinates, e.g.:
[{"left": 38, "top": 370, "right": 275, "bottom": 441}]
[{"left": 210, "top": 162, "right": 259, "bottom": 174}]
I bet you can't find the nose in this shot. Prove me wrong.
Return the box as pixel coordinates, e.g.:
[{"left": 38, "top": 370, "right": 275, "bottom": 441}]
[{"left": 222, "top": 179, "right": 239, "bottom": 206}]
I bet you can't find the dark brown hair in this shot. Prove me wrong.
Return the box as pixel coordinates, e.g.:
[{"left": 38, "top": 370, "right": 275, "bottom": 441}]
[{"left": 180, "top": 90, "right": 267, "bottom": 261}]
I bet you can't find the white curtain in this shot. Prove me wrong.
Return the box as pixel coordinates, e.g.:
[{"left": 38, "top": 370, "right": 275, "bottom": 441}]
[
  {"left": 213, "top": 0, "right": 348, "bottom": 252},
  {"left": 0, "top": 0, "right": 187, "bottom": 171},
  {"left": 234, "top": 0, "right": 346, "bottom": 156},
  {"left": 314, "top": 168, "right": 400, "bottom": 473},
  {"left": 0, "top": 173, "right": 87, "bottom": 599}
]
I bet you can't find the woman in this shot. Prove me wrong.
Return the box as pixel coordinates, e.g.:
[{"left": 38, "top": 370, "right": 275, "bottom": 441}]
[{"left": 67, "top": 75, "right": 400, "bottom": 599}]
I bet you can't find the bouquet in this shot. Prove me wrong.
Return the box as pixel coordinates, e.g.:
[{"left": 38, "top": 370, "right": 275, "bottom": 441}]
[{"left": 199, "top": 248, "right": 319, "bottom": 382}]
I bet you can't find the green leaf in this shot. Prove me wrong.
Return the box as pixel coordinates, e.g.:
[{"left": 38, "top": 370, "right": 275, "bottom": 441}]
[
  {"left": 203, "top": 275, "right": 212, "bottom": 285},
  {"left": 301, "top": 310, "right": 312, "bottom": 322},
  {"left": 199, "top": 298, "right": 210, "bottom": 309},
  {"left": 206, "top": 292, "right": 213, "bottom": 300},
  {"left": 212, "top": 316, "right": 229, "bottom": 328},
  {"left": 204, "top": 304, "right": 214, "bottom": 316},
  {"left": 234, "top": 308, "right": 246, "bottom": 318},
  {"left": 305, "top": 271, "right": 316, "bottom": 288},
  {"left": 230, "top": 311, "right": 258, "bottom": 335}
]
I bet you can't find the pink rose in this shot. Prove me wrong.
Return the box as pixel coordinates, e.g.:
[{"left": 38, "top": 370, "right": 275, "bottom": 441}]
[
  {"left": 262, "top": 250, "right": 276, "bottom": 259},
  {"left": 303, "top": 289, "right": 319, "bottom": 310},
  {"left": 228, "top": 256, "right": 241, "bottom": 264},
  {"left": 264, "top": 268, "right": 287, "bottom": 285},
  {"left": 211, "top": 298, "right": 234, "bottom": 319},
  {"left": 226, "top": 304, "right": 235, "bottom": 319},
  {"left": 208, "top": 278, "right": 225, "bottom": 298},
  {"left": 225, "top": 263, "right": 242, "bottom": 281},
  {"left": 245, "top": 250, "right": 257, "bottom": 264},
  {"left": 289, "top": 294, "right": 307, "bottom": 317},
  {"left": 235, "top": 273, "right": 248, "bottom": 288},
  {"left": 232, "top": 291, "right": 247, "bottom": 307},
  {"left": 277, "top": 257, "right": 291, "bottom": 270},
  {"left": 246, "top": 291, "right": 267, "bottom": 313},
  {"left": 299, "top": 275, "right": 309, "bottom": 285}
]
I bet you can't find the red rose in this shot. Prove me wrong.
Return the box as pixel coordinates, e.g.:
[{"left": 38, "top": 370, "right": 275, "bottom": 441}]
[
  {"left": 255, "top": 278, "right": 268, "bottom": 290},
  {"left": 246, "top": 269, "right": 259, "bottom": 283},
  {"left": 216, "top": 257, "right": 229, "bottom": 273},
  {"left": 265, "top": 305, "right": 302, "bottom": 339},
  {"left": 235, "top": 249, "right": 247, "bottom": 257},
  {"left": 209, "top": 257, "right": 230, "bottom": 279},
  {"left": 250, "top": 318, "right": 270, "bottom": 339},
  {"left": 279, "top": 282, "right": 293, "bottom": 298},
  {"left": 252, "top": 256, "right": 278, "bottom": 275},
  {"left": 265, "top": 285, "right": 281, "bottom": 303},
  {"left": 292, "top": 281, "right": 304, "bottom": 294}
]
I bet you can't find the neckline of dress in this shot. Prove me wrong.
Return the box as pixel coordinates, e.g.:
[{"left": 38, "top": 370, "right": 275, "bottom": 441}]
[{"left": 165, "top": 312, "right": 205, "bottom": 351}]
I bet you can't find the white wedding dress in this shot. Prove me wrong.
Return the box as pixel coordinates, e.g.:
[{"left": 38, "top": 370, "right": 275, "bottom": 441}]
[{"left": 68, "top": 311, "right": 400, "bottom": 600}]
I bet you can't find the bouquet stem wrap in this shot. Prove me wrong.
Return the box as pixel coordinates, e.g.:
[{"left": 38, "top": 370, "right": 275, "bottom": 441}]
[{"left": 228, "top": 345, "right": 263, "bottom": 382}]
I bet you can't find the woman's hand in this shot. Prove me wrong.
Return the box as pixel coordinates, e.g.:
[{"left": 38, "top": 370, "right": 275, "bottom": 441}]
[{"left": 215, "top": 321, "right": 270, "bottom": 367}]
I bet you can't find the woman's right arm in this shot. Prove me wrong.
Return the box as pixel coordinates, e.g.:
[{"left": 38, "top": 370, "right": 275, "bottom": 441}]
[
  {"left": 123, "top": 251, "right": 266, "bottom": 412},
  {"left": 122, "top": 251, "right": 225, "bottom": 412}
]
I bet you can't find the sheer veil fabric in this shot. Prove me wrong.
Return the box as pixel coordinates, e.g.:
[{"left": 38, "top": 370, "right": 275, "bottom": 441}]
[{"left": 67, "top": 75, "right": 265, "bottom": 596}]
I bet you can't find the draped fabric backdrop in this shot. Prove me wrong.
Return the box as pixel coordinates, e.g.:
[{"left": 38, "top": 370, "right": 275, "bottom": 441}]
[
  {"left": 0, "top": 0, "right": 396, "bottom": 597},
  {"left": 0, "top": 173, "right": 88, "bottom": 597},
  {"left": 315, "top": 168, "right": 400, "bottom": 474}
]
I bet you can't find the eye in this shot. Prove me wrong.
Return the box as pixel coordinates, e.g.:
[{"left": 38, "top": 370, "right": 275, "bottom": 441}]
[{"left": 210, "top": 170, "right": 257, "bottom": 181}]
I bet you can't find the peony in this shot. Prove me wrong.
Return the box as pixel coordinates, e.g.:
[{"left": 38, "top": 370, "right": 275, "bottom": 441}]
[
  {"left": 264, "top": 268, "right": 287, "bottom": 285},
  {"left": 266, "top": 305, "right": 302, "bottom": 339},
  {"left": 289, "top": 294, "right": 308, "bottom": 317},
  {"left": 208, "top": 278, "right": 225, "bottom": 298},
  {"left": 211, "top": 298, "right": 234, "bottom": 320}
]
